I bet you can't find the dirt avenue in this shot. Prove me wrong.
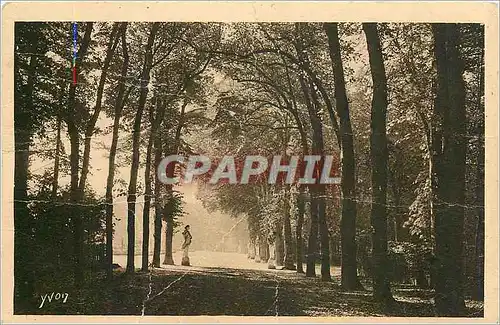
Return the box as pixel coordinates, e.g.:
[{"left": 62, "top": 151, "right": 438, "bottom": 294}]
[{"left": 32, "top": 251, "right": 484, "bottom": 316}]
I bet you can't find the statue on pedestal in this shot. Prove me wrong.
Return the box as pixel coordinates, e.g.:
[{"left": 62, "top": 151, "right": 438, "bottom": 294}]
[{"left": 181, "top": 225, "right": 192, "bottom": 266}]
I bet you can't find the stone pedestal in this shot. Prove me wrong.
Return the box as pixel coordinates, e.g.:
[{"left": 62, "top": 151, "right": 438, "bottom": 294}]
[
  {"left": 181, "top": 256, "right": 190, "bottom": 266},
  {"left": 182, "top": 244, "right": 191, "bottom": 266}
]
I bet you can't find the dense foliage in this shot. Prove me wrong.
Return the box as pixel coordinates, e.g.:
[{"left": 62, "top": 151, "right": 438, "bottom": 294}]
[{"left": 13, "top": 22, "right": 484, "bottom": 316}]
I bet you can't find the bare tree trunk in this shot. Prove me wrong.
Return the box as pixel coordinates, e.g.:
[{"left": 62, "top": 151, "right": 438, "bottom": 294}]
[
  {"left": 152, "top": 135, "right": 164, "bottom": 267},
  {"left": 161, "top": 173, "right": 177, "bottom": 267},
  {"left": 296, "top": 189, "right": 306, "bottom": 273},
  {"left": 306, "top": 194, "right": 319, "bottom": 277},
  {"left": 162, "top": 193, "right": 176, "bottom": 265},
  {"left": 294, "top": 25, "right": 332, "bottom": 280},
  {"left": 51, "top": 83, "right": 65, "bottom": 200},
  {"left": 162, "top": 99, "right": 187, "bottom": 265},
  {"left": 163, "top": 202, "right": 175, "bottom": 265},
  {"left": 324, "top": 22, "right": 362, "bottom": 290},
  {"left": 79, "top": 23, "right": 120, "bottom": 192},
  {"left": 105, "top": 24, "right": 129, "bottom": 279},
  {"left": 363, "top": 22, "right": 394, "bottom": 303},
  {"left": 66, "top": 22, "right": 93, "bottom": 285},
  {"left": 51, "top": 115, "right": 62, "bottom": 199},
  {"left": 67, "top": 117, "right": 82, "bottom": 277},
  {"left": 142, "top": 92, "right": 170, "bottom": 271},
  {"left": 317, "top": 193, "right": 331, "bottom": 281},
  {"left": 293, "top": 29, "right": 328, "bottom": 279},
  {"left": 275, "top": 220, "right": 284, "bottom": 267},
  {"left": 126, "top": 23, "right": 159, "bottom": 273},
  {"left": 281, "top": 51, "right": 308, "bottom": 274},
  {"left": 162, "top": 153, "right": 176, "bottom": 266},
  {"left": 298, "top": 75, "right": 319, "bottom": 278},
  {"left": 283, "top": 188, "right": 296, "bottom": 269},
  {"left": 308, "top": 80, "right": 331, "bottom": 282},
  {"left": 141, "top": 128, "right": 154, "bottom": 272},
  {"left": 432, "top": 23, "right": 467, "bottom": 316},
  {"left": 297, "top": 76, "right": 331, "bottom": 279},
  {"left": 387, "top": 141, "right": 407, "bottom": 243}
]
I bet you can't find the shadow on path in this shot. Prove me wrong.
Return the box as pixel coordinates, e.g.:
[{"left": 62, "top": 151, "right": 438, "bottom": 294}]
[{"left": 26, "top": 262, "right": 484, "bottom": 317}]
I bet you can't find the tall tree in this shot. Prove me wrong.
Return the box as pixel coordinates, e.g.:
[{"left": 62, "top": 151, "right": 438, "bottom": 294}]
[
  {"left": 65, "top": 22, "right": 93, "bottom": 284},
  {"left": 51, "top": 85, "right": 65, "bottom": 199},
  {"left": 282, "top": 188, "right": 295, "bottom": 270},
  {"left": 105, "top": 23, "right": 129, "bottom": 278},
  {"left": 298, "top": 74, "right": 319, "bottom": 278},
  {"left": 163, "top": 98, "right": 188, "bottom": 265},
  {"left": 309, "top": 80, "right": 332, "bottom": 282},
  {"left": 126, "top": 22, "right": 159, "bottom": 273},
  {"left": 293, "top": 23, "right": 330, "bottom": 281},
  {"left": 431, "top": 23, "right": 467, "bottom": 315},
  {"left": 79, "top": 23, "right": 120, "bottom": 192},
  {"left": 152, "top": 128, "right": 165, "bottom": 267},
  {"left": 295, "top": 189, "right": 306, "bottom": 273},
  {"left": 141, "top": 108, "right": 155, "bottom": 272},
  {"left": 14, "top": 22, "right": 43, "bottom": 309},
  {"left": 363, "top": 22, "right": 394, "bottom": 303},
  {"left": 143, "top": 79, "right": 179, "bottom": 270},
  {"left": 324, "top": 22, "right": 363, "bottom": 290},
  {"left": 283, "top": 58, "right": 309, "bottom": 274}
]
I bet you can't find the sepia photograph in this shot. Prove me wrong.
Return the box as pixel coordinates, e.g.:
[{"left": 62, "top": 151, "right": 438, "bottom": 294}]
[{"left": 1, "top": 1, "right": 498, "bottom": 323}]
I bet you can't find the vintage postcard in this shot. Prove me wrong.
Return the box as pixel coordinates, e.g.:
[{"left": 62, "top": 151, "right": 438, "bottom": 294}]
[{"left": 1, "top": 1, "right": 499, "bottom": 323}]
